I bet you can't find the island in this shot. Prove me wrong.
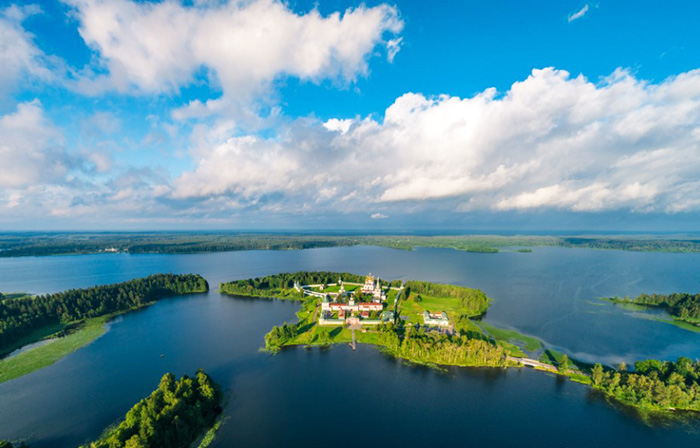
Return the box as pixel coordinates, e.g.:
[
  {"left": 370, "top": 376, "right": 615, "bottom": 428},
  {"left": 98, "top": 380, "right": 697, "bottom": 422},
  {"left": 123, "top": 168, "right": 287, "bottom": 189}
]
[
  {"left": 222, "top": 271, "right": 700, "bottom": 416},
  {"left": 0, "top": 274, "right": 209, "bottom": 384},
  {"left": 222, "top": 272, "right": 557, "bottom": 369},
  {"left": 81, "top": 370, "right": 223, "bottom": 448}
]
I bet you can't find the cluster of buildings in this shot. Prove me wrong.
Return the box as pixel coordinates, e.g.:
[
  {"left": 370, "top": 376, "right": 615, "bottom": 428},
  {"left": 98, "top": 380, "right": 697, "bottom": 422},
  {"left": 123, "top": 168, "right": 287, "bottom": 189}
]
[
  {"left": 303, "top": 274, "right": 393, "bottom": 326},
  {"left": 299, "top": 274, "right": 451, "bottom": 330}
]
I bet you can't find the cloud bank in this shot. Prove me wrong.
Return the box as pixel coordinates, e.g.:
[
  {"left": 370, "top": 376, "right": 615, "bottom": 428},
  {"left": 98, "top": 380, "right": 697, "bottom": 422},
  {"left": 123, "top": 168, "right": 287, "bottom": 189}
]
[{"left": 172, "top": 67, "right": 700, "bottom": 215}]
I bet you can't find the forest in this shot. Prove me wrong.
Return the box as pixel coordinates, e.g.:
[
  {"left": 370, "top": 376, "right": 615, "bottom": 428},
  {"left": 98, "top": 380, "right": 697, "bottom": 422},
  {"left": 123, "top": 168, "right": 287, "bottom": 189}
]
[
  {"left": 610, "top": 292, "right": 700, "bottom": 323},
  {"left": 3, "top": 232, "right": 700, "bottom": 257},
  {"left": 591, "top": 358, "right": 700, "bottom": 412},
  {"left": 220, "top": 271, "right": 402, "bottom": 300},
  {"left": 82, "top": 370, "right": 222, "bottom": 448},
  {"left": 0, "top": 274, "right": 208, "bottom": 355},
  {"left": 264, "top": 320, "right": 505, "bottom": 367},
  {"left": 374, "top": 325, "right": 505, "bottom": 367}
]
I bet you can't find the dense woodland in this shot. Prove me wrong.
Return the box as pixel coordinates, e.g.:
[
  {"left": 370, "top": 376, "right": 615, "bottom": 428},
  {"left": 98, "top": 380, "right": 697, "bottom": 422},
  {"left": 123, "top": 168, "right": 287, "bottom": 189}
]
[
  {"left": 264, "top": 321, "right": 504, "bottom": 367},
  {"left": 375, "top": 325, "right": 505, "bottom": 367},
  {"left": 0, "top": 274, "right": 208, "bottom": 354},
  {"left": 592, "top": 358, "right": 700, "bottom": 411},
  {"left": 3, "top": 233, "right": 700, "bottom": 257},
  {"left": 612, "top": 292, "right": 700, "bottom": 322},
  {"left": 404, "top": 281, "right": 490, "bottom": 316},
  {"left": 82, "top": 370, "right": 222, "bottom": 448},
  {"left": 221, "top": 271, "right": 402, "bottom": 299}
]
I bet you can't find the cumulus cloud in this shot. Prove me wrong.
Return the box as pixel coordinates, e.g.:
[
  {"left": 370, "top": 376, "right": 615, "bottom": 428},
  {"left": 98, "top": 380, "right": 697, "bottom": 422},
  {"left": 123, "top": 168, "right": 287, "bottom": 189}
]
[
  {"left": 66, "top": 0, "right": 403, "bottom": 110},
  {"left": 568, "top": 4, "right": 589, "bottom": 22},
  {"left": 0, "top": 100, "right": 74, "bottom": 189},
  {"left": 371, "top": 213, "right": 388, "bottom": 219},
  {"left": 171, "top": 67, "right": 700, "bottom": 215}
]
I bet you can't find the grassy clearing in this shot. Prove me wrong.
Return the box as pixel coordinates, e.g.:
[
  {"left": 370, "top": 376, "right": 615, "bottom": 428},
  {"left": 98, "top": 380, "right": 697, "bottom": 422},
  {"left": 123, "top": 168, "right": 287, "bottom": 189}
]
[
  {"left": 478, "top": 322, "right": 543, "bottom": 352},
  {"left": 399, "top": 293, "right": 477, "bottom": 324},
  {"left": 0, "top": 315, "right": 111, "bottom": 384}
]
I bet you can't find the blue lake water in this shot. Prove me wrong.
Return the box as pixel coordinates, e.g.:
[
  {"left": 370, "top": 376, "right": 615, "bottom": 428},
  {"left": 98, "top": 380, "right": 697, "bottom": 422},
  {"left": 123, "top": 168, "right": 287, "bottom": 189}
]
[{"left": 0, "top": 246, "right": 699, "bottom": 446}]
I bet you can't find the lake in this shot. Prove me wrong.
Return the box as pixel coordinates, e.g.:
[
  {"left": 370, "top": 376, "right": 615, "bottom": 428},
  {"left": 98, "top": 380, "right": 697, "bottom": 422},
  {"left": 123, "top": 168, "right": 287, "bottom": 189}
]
[{"left": 1, "top": 246, "right": 699, "bottom": 446}]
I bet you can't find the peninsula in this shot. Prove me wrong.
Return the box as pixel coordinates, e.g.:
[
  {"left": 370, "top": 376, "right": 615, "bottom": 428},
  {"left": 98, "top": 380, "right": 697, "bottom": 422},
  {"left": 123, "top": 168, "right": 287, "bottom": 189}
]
[
  {"left": 0, "top": 274, "right": 209, "bottom": 383},
  {"left": 607, "top": 292, "right": 700, "bottom": 330}
]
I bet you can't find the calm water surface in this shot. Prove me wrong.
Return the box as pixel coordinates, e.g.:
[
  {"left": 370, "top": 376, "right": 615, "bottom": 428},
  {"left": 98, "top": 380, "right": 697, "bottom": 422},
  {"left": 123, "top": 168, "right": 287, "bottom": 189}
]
[{"left": 0, "top": 246, "right": 699, "bottom": 446}]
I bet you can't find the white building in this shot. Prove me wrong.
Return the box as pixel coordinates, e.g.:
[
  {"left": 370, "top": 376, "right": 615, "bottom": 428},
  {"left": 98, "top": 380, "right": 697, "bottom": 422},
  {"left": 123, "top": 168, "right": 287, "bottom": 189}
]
[{"left": 423, "top": 310, "right": 450, "bottom": 327}]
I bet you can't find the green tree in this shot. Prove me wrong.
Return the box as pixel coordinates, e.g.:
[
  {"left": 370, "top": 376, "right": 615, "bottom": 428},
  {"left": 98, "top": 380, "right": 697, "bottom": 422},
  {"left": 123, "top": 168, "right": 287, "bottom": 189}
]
[
  {"left": 592, "top": 363, "right": 604, "bottom": 386},
  {"left": 559, "top": 354, "right": 569, "bottom": 372}
]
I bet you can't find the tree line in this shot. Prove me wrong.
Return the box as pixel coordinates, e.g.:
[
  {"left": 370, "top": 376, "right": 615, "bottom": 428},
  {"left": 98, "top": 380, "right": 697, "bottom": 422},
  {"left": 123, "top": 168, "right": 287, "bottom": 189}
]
[
  {"left": 0, "top": 274, "right": 208, "bottom": 353},
  {"left": 82, "top": 370, "right": 222, "bottom": 448},
  {"left": 591, "top": 357, "right": 700, "bottom": 411}
]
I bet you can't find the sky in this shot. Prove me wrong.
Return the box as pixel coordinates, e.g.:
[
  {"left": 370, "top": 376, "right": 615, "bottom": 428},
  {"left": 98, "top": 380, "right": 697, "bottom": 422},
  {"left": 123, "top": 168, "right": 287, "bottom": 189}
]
[{"left": 1, "top": 0, "right": 700, "bottom": 231}]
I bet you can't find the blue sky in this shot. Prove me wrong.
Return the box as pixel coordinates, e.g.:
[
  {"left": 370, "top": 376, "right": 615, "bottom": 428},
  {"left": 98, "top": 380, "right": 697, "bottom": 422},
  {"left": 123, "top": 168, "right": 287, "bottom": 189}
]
[{"left": 1, "top": 0, "right": 700, "bottom": 231}]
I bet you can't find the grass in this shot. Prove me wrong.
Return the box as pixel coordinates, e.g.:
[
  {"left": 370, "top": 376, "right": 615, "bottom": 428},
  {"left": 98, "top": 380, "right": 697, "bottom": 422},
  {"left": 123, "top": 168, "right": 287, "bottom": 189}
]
[
  {"left": 478, "top": 322, "right": 543, "bottom": 352},
  {"left": 0, "top": 322, "right": 67, "bottom": 358},
  {"left": 654, "top": 317, "right": 700, "bottom": 333},
  {"left": 321, "top": 284, "right": 359, "bottom": 293},
  {"left": 399, "top": 293, "right": 478, "bottom": 325},
  {"left": 0, "top": 315, "right": 111, "bottom": 384}
]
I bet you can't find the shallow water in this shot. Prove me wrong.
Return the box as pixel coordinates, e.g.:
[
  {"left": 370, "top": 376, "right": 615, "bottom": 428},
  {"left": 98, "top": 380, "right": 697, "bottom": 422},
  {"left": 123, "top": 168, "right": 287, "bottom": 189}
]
[{"left": 0, "top": 246, "right": 699, "bottom": 446}]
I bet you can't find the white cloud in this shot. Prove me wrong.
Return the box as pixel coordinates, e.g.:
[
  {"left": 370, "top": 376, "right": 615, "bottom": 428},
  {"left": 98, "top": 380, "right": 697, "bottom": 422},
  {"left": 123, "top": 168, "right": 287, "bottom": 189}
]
[
  {"left": 568, "top": 4, "right": 589, "bottom": 22},
  {"left": 0, "top": 100, "right": 73, "bottom": 188},
  {"left": 0, "top": 5, "right": 62, "bottom": 99},
  {"left": 171, "top": 67, "right": 700, "bottom": 215},
  {"left": 66, "top": 0, "right": 403, "bottom": 110},
  {"left": 371, "top": 213, "right": 388, "bottom": 219}
]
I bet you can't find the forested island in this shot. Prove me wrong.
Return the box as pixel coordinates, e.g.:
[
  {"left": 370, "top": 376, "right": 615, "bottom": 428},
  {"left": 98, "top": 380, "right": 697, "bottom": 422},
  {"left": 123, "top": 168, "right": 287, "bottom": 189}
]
[
  {"left": 0, "top": 274, "right": 208, "bottom": 383},
  {"left": 81, "top": 370, "right": 222, "bottom": 448},
  {"left": 222, "top": 272, "right": 515, "bottom": 368},
  {"left": 607, "top": 292, "right": 700, "bottom": 327},
  {"left": 2, "top": 232, "right": 700, "bottom": 258}
]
